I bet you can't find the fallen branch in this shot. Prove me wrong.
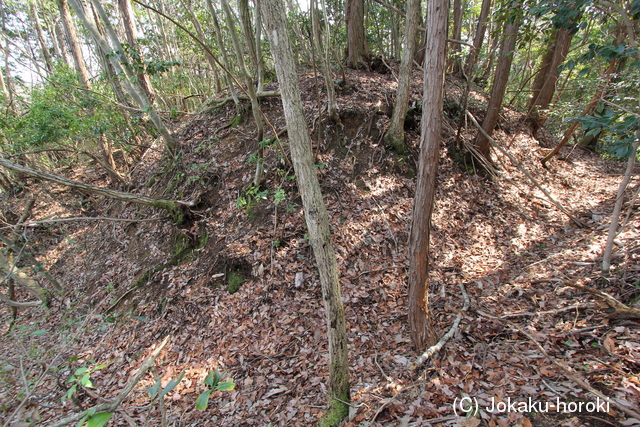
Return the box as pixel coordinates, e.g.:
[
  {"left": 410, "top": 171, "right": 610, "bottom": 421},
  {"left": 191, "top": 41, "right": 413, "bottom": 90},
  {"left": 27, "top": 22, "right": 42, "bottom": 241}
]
[
  {"left": 466, "top": 111, "right": 586, "bottom": 227},
  {"left": 476, "top": 309, "right": 640, "bottom": 421},
  {"left": 515, "top": 322, "right": 640, "bottom": 420},
  {"left": 0, "top": 158, "right": 188, "bottom": 224},
  {"left": 562, "top": 280, "right": 640, "bottom": 319},
  {"left": 409, "top": 283, "right": 470, "bottom": 370},
  {"left": 0, "top": 216, "right": 167, "bottom": 231},
  {"left": 47, "top": 336, "right": 170, "bottom": 427},
  {"left": 204, "top": 90, "right": 281, "bottom": 108},
  {"left": 0, "top": 292, "right": 41, "bottom": 307}
]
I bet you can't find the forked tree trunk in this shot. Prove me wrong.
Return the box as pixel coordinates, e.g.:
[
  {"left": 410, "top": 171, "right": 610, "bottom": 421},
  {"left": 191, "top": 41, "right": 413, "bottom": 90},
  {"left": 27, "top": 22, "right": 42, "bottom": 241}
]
[
  {"left": 260, "top": 0, "right": 350, "bottom": 424},
  {"left": 475, "top": 11, "right": 520, "bottom": 159},
  {"left": 407, "top": 0, "right": 448, "bottom": 352}
]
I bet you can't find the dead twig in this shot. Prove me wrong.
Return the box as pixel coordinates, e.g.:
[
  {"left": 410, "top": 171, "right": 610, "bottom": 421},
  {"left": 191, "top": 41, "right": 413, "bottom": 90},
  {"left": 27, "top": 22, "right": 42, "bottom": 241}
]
[
  {"left": 410, "top": 283, "right": 470, "bottom": 370},
  {"left": 466, "top": 111, "right": 587, "bottom": 227},
  {"left": 47, "top": 336, "right": 171, "bottom": 427},
  {"left": 477, "top": 310, "right": 640, "bottom": 421},
  {"left": 562, "top": 279, "right": 640, "bottom": 319}
]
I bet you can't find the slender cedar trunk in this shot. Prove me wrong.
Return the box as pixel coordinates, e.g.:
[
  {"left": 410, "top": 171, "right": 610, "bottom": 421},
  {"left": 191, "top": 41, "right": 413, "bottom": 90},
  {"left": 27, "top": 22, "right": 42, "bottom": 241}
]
[
  {"left": 117, "top": 0, "right": 156, "bottom": 104},
  {"left": 30, "top": 4, "right": 55, "bottom": 74},
  {"left": 57, "top": 0, "right": 91, "bottom": 90},
  {"left": 206, "top": 0, "right": 241, "bottom": 107},
  {"left": 602, "top": 136, "right": 640, "bottom": 273},
  {"left": 180, "top": 0, "right": 222, "bottom": 93},
  {"left": 451, "top": 0, "right": 463, "bottom": 74},
  {"left": 260, "top": 0, "right": 350, "bottom": 424},
  {"left": 346, "top": 0, "right": 369, "bottom": 68},
  {"left": 528, "top": 26, "right": 573, "bottom": 131},
  {"left": 0, "top": 157, "right": 186, "bottom": 223},
  {"left": 383, "top": 0, "right": 420, "bottom": 153},
  {"left": 0, "top": 43, "right": 9, "bottom": 106},
  {"left": 408, "top": 0, "right": 448, "bottom": 351},
  {"left": 475, "top": 13, "right": 520, "bottom": 159},
  {"left": 220, "top": 0, "right": 265, "bottom": 186},
  {"left": 465, "top": 0, "right": 491, "bottom": 76},
  {"left": 238, "top": 0, "right": 259, "bottom": 74},
  {"left": 254, "top": 0, "right": 265, "bottom": 93},
  {"left": 69, "top": 0, "right": 177, "bottom": 156},
  {"left": 311, "top": 0, "right": 339, "bottom": 122},
  {"left": 53, "top": 19, "right": 73, "bottom": 67},
  {"left": 479, "top": 20, "right": 501, "bottom": 82},
  {"left": 542, "top": 28, "right": 627, "bottom": 165}
]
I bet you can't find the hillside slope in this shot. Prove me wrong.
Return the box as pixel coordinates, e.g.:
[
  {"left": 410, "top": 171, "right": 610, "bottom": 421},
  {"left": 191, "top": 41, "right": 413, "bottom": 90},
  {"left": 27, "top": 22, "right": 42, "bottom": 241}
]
[{"left": 1, "top": 68, "right": 638, "bottom": 427}]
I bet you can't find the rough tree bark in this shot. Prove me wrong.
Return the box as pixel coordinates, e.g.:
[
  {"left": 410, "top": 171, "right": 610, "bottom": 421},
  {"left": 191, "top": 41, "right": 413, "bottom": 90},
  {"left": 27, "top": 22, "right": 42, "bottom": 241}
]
[
  {"left": 474, "top": 10, "right": 520, "bottom": 160},
  {"left": 57, "top": 0, "right": 91, "bottom": 89},
  {"left": 346, "top": 0, "right": 369, "bottom": 68},
  {"left": 383, "top": 0, "right": 420, "bottom": 153},
  {"left": 528, "top": 26, "right": 574, "bottom": 131},
  {"left": 311, "top": 0, "right": 339, "bottom": 122},
  {"left": 260, "top": 0, "right": 350, "bottom": 424},
  {"left": 407, "top": 0, "right": 448, "bottom": 351}
]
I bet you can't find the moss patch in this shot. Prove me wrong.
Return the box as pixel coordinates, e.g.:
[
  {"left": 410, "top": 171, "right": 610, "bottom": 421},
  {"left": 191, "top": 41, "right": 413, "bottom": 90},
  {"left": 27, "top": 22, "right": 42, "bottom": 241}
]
[{"left": 227, "top": 272, "right": 244, "bottom": 294}]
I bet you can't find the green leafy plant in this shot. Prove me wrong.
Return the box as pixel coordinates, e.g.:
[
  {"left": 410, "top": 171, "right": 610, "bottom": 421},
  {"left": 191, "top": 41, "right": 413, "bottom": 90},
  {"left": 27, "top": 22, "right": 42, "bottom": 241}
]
[
  {"left": 147, "top": 371, "right": 185, "bottom": 401},
  {"left": 195, "top": 369, "right": 234, "bottom": 411},
  {"left": 63, "top": 363, "right": 106, "bottom": 403}
]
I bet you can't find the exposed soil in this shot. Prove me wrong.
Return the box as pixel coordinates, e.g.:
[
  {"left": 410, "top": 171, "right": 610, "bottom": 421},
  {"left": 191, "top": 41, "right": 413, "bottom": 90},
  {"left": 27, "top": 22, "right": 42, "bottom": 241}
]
[{"left": 0, "top": 68, "right": 638, "bottom": 427}]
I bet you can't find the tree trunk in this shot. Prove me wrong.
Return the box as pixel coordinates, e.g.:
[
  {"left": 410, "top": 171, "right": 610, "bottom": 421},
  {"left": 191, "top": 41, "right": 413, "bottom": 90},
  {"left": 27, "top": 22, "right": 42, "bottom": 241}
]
[
  {"left": 53, "top": 19, "right": 73, "bottom": 67},
  {"left": 465, "top": 0, "right": 491, "bottom": 76},
  {"left": 528, "top": 27, "right": 573, "bottom": 131},
  {"left": 451, "top": 0, "right": 463, "bottom": 74},
  {"left": 260, "top": 0, "right": 350, "bottom": 424},
  {"left": 408, "top": 0, "right": 448, "bottom": 352},
  {"left": 541, "top": 27, "right": 626, "bottom": 166},
  {"left": 180, "top": 0, "right": 222, "bottom": 93},
  {"left": 117, "top": 0, "right": 156, "bottom": 104},
  {"left": 69, "top": 0, "right": 177, "bottom": 156},
  {"left": 475, "top": 13, "right": 520, "bottom": 160},
  {"left": 383, "top": 0, "right": 420, "bottom": 153},
  {"left": 311, "top": 0, "right": 339, "bottom": 122},
  {"left": 57, "top": 0, "right": 91, "bottom": 90},
  {"left": 220, "top": 0, "right": 265, "bottom": 186},
  {"left": 346, "top": 0, "right": 369, "bottom": 68},
  {"left": 206, "top": 0, "right": 241, "bottom": 107},
  {"left": 30, "top": 3, "right": 55, "bottom": 74},
  {"left": 0, "top": 157, "right": 186, "bottom": 223},
  {"left": 602, "top": 136, "right": 640, "bottom": 274}
]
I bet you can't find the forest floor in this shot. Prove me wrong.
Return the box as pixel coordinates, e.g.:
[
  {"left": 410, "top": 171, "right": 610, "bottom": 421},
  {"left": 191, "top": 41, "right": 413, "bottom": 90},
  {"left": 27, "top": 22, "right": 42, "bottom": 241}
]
[{"left": 0, "top": 67, "right": 639, "bottom": 427}]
